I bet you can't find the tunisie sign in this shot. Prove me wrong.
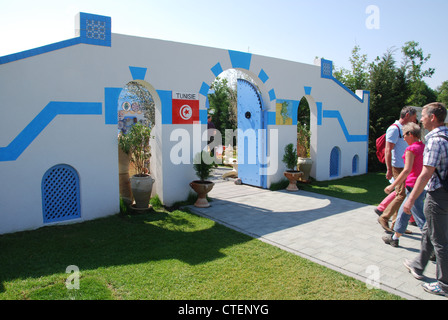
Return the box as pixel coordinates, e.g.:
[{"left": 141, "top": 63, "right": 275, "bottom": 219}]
[{"left": 172, "top": 92, "right": 199, "bottom": 124}]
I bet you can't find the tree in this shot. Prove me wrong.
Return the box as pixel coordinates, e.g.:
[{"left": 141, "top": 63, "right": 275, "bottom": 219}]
[
  {"left": 368, "top": 49, "right": 409, "bottom": 171},
  {"left": 437, "top": 81, "right": 448, "bottom": 106},
  {"left": 208, "top": 77, "right": 236, "bottom": 145},
  {"left": 401, "top": 41, "right": 435, "bottom": 106},
  {"left": 334, "top": 45, "right": 369, "bottom": 92}
]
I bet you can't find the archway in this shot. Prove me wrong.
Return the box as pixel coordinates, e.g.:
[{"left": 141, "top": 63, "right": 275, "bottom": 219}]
[
  {"left": 296, "top": 95, "right": 318, "bottom": 180},
  {"left": 207, "top": 68, "right": 268, "bottom": 188},
  {"left": 297, "top": 96, "right": 310, "bottom": 158},
  {"left": 117, "top": 80, "right": 158, "bottom": 203}
]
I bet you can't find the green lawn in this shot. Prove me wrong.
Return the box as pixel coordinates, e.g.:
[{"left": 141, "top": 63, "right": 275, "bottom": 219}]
[
  {"left": 300, "top": 172, "right": 389, "bottom": 206},
  {"left": 0, "top": 173, "right": 401, "bottom": 300}
]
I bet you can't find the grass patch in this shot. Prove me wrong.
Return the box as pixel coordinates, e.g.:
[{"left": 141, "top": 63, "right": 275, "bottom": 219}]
[
  {"left": 0, "top": 206, "right": 400, "bottom": 300},
  {"left": 299, "top": 172, "right": 388, "bottom": 206}
]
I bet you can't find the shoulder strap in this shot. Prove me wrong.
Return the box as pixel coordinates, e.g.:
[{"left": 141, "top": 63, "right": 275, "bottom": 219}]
[{"left": 391, "top": 124, "right": 401, "bottom": 138}]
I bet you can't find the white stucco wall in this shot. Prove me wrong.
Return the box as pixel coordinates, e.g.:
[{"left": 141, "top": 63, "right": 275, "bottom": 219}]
[{"left": 0, "top": 13, "right": 369, "bottom": 234}]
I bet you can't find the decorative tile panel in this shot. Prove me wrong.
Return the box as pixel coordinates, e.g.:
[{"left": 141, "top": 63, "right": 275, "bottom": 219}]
[
  {"left": 77, "top": 12, "right": 111, "bottom": 47},
  {"left": 42, "top": 164, "right": 81, "bottom": 223}
]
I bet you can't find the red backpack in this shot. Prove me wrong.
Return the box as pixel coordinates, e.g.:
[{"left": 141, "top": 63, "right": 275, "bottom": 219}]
[{"left": 376, "top": 124, "right": 401, "bottom": 163}]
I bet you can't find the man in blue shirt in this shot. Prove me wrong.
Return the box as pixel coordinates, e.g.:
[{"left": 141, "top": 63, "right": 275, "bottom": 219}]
[
  {"left": 378, "top": 106, "right": 417, "bottom": 232},
  {"left": 403, "top": 102, "right": 448, "bottom": 297}
]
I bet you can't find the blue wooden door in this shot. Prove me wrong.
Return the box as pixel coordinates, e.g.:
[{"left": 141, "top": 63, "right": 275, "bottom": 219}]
[{"left": 237, "top": 79, "right": 265, "bottom": 187}]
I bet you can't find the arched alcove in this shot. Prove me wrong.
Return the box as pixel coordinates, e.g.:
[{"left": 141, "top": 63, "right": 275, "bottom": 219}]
[{"left": 330, "top": 146, "right": 341, "bottom": 178}]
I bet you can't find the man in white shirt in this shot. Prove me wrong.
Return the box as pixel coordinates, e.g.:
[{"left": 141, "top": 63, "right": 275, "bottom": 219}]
[
  {"left": 403, "top": 102, "right": 448, "bottom": 297},
  {"left": 378, "top": 106, "right": 417, "bottom": 232}
]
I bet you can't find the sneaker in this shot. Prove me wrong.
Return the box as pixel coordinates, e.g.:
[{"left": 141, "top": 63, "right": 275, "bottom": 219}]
[
  {"left": 422, "top": 282, "right": 448, "bottom": 297},
  {"left": 374, "top": 208, "right": 383, "bottom": 216},
  {"left": 403, "top": 259, "right": 424, "bottom": 280},
  {"left": 382, "top": 234, "right": 399, "bottom": 247}
]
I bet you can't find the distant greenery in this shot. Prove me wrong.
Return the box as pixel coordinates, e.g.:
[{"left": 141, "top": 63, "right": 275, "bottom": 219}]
[{"left": 333, "top": 41, "right": 443, "bottom": 172}]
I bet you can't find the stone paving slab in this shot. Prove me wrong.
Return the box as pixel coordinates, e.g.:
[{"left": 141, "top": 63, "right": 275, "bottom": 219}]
[{"left": 188, "top": 172, "right": 445, "bottom": 300}]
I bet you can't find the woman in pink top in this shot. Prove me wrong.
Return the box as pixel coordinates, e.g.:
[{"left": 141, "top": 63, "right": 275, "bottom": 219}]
[{"left": 382, "top": 122, "right": 426, "bottom": 247}]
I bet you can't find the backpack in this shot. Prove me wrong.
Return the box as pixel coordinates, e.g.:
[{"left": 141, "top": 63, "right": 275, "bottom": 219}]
[
  {"left": 376, "top": 124, "right": 401, "bottom": 163},
  {"left": 433, "top": 135, "right": 448, "bottom": 191}
]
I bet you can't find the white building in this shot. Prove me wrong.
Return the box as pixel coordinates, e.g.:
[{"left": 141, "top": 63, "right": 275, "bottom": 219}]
[{"left": 0, "top": 13, "right": 370, "bottom": 234}]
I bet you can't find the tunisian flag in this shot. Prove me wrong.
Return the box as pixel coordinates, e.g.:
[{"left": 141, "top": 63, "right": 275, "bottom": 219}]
[{"left": 172, "top": 92, "right": 199, "bottom": 124}]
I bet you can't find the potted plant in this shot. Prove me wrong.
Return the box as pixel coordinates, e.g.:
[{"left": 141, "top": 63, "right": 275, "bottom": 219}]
[
  {"left": 282, "top": 143, "right": 303, "bottom": 191},
  {"left": 297, "top": 123, "right": 313, "bottom": 182},
  {"left": 118, "top": 123, "right": 154, "bottom": 210},
  {"left": 190, "top": 151, "right": 215, "bottom": 207}
]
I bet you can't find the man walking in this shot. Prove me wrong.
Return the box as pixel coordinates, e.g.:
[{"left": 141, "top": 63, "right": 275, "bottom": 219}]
[
  {"left": 378, "top": 106, "right": 417, "bottom": 232},
  {"left": 403, "top": 102, "right": 448, "bottom": 297}
]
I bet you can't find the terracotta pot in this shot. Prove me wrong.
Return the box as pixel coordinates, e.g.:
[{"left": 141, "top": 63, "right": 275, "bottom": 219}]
[
  {"left": 190, "top": 180, "right": 215, "bottom": 208},
  {"left": 297, "top": 157, "right": 313, "bottom": 182},
  {"left": 284, "top": 170, "right": 303, "bottom": 191},
  {"left": 130, "top": 174, "right": 154, "bottom": 209}
]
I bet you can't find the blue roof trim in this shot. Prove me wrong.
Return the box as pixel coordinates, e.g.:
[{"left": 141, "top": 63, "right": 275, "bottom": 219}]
[
  {"left": 0, "top": 13, "right": 111, "bottom": 65},
  {"left": 320, "top": 58, "right": 368, "bottom": 103},
  {"left": 0, "top": 38, "right": 82, "bottom": 65}
]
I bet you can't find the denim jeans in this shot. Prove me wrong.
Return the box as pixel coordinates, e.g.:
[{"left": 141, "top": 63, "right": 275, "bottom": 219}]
[
  {"left": 394, "top": 186, "right": 426, "bottom": 235},
  {"left": 410, "top": 188, "right": 448, "bottom": 294}
]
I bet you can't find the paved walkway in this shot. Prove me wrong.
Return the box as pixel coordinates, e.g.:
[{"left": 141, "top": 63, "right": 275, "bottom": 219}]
[{"left": 187, "top": 168, "right": 445, "bottom": 300}]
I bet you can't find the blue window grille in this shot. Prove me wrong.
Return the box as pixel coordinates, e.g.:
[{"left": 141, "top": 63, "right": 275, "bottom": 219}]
[
  {"left": 330, "top": 147, "right": 340, "bottom": 178},
  {"left": 352, "top": 155, "right": 359, "bottom": 174},
  {"left": 42, "top": 164, "right": 81, "bottom": 223}
]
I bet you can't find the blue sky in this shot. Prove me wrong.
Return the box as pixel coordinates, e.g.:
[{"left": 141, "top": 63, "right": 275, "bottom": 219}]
[{"left": 1, "top": 0, "right": 446, "bottom": 90}]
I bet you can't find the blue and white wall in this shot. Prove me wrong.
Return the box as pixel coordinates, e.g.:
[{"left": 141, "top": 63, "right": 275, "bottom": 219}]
[{"left": 0, "top": 13, "right": 369, "bottom": 234}]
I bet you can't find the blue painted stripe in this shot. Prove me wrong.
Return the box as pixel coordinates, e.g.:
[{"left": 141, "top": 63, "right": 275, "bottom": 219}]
[
  {"left": 258, "top": 69, "right": 269, "bottom": 83},
  {"left": 105, "top": 87, "right": 122, "bottom": 125},
  {"left": 158, "top": 90, "right": 173, "bottom": 125},
  {"left": 0, "top": 13, "right": 112, "bottom": 65},
  {"left": 304, "top": 86, "right": 312, "bottom": 95},
  {"left": 228, "top": 50, "right": 252, "bottom": 70},
  {"left": 0, "top": 38, "right": 82, "bottom": 65},
  {"left": 199, "top": 82, "right": 210, "bottom": 97},
  {"left": 331, "top": 77, "right": 365, "bottom": 103},
  {"left": 0, "top": 102, "right": 102, "bottom": 161},
  {"left": 211, "top": 63, "right": 223, "bottom": 77},
  {"left": 291, "top": 100, "right": 300, "bottom": 126},
  {"left": 199, "top": 109, "right": 208, "bottom": 125},
  {"left": 129, "top": 66, "right": 147, "bottom": 80},
  {"left": 267, "top": 111, "right": 276, "bottom": 125},
  {"left": 316, "top": 102, "right": 323, "bottom": 126},
  {"left": 320, "top": 59, "right": 368, "bottom": 103},
  {"left": 323, "top": 110, "right": 368, "bottom": 142},
  {"left": 268, "top": 89, "right": 276, "bottom": 101}
]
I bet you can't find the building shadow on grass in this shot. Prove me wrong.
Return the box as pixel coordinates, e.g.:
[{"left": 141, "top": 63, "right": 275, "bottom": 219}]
[{"left": 0, "top": 210, "right": 250, "bottom": 293}]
